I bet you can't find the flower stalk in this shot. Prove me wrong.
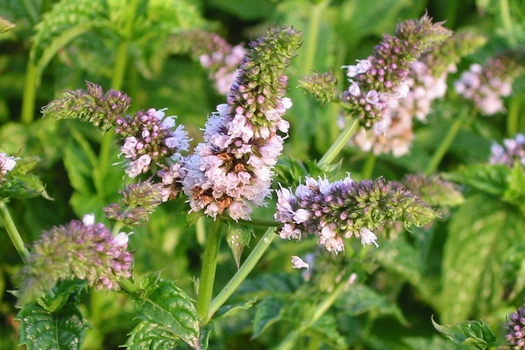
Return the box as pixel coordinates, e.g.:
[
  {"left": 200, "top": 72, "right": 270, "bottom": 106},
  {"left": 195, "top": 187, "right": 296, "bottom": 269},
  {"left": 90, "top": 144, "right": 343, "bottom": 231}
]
[
  {"left": 196, "top": 219, "right": 223, "bottom": 324},
  {"left": 0, "top": 201, "right": 29, "bottom": 262}
]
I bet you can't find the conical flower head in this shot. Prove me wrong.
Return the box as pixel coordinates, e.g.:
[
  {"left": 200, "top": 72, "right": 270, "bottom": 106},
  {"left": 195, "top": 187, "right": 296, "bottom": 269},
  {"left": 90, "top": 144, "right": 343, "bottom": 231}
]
[
  {"left": 341, "top": 14, "right": 451, "bottom": 130},
  {"left": 17, "top": 215, "right": 133, "bottom": 304},
  {"left": 275, "top": 175, "right": 438, "bottom": 253},
  {"left": 42, "top": 82, "right": 131, "bottom": 132},
  {"left": 183, "top": 26, "right": 302, "bottom": 220},
  {"left": 400, "top": 174, "right": 464, "bottom": 208}
]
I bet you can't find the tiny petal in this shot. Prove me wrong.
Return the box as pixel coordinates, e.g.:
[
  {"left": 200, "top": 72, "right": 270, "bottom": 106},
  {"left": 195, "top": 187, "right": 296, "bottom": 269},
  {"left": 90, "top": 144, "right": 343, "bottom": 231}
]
[{"left": 291, "top": 256, "right": 309, "bottom": 270}]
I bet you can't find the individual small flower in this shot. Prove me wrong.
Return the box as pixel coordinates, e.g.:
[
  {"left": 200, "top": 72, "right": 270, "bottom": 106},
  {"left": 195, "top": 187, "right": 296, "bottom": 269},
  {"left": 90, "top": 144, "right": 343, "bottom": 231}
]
[
  {"left": 42, "top": 82, "right": 131, "bottom": 132},
  {"left": 490, "top": 133, "right": 525, "bottom": 168},
  {"left": 298, "top": 71, "right": 339, "bottom": 104},
  {"left": 506, "top": 302, "right": 525, "bottom": 349},
  {"left": 115, "top": 108, "right": 190, "bottom": 178},
  {"left": 291, "top": 256, "right": 310, "bottom": 270},
  {"left": 171, "top": 30, "right": 246, "bottom": 95},
  {"left": 0, "top": 153, "right": 17, "bottom": 180},
  {"left": 104, "top": 180, "right": 165, "bottom": 227},
  {"left": 340, "top": 14, "right": 451, "bottom": 131},
  {"left": 455, "top": 50, "right": 524, "bottom": 115},
  {"left": 17, "top": 215, "right": 133, "bottom": 303},
  {"left": 275, "top": 175, "right": 438, "bottom": 253},
  {"left": 183, "top": 27, "right": 302, "bottom": 220}
]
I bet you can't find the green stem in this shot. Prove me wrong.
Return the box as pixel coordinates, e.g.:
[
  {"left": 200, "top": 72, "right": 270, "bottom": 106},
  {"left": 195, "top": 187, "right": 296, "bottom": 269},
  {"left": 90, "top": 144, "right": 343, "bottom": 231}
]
[
  {"left": 425, "top": 108, "right": 469, "bottom": 176},
  {"left": 21, "top": 0, "right": 38, "bottom": 24},
  {"left": 21, "top": 61, "right": 38, "bottom": 125},
  {"left": 196, "top": 217, "right": 206, "bottom": 246},
  {"left": 196, "top": 219, "right": 223, "bottom": 324},
  {"left": 0, "top": 201, "right": 30, "bottom": 261},
  {"left": 318, "top": 117, "right": 359, "bottom": 167},
  {"left": 119, "top": 278, "right": 140, "bottom": 297},
  {"left": 507, "top": 96, "right": 521, "bottom": 137},
  {"left": 275, "top": 275, "right": 350, "bottom": 350},
  {"left": 111, "top": 220, "right": 125, "bottom": 237},
  {"left": 302, "top": 0, "right": 331, "bottom": 75},
  {"left": 208, "top": 227, "right": 276, "bottom": 319},
  {"left": 361, "top": 153, "right": 376, "bottom": 179},
  {"left": 499, "top": 0, "right": 516, "bottom": 46}
]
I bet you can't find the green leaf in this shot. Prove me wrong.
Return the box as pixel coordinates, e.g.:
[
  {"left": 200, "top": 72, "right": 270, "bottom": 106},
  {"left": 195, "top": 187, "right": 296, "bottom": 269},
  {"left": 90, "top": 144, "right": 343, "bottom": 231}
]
[
  {"left": 226, "top": 223, "right": 253, "bottom": 268},
  {"left": 126, "top": 319, "right": 180, "bottom": 350},
  {"left": 37, "top": 279, "right": 88, "bottom": 313},
  {"left": 443, "top": 164, "right": 510, "bottom": 196},
  {"left": 307, "top": 314, "right": 348, "bottom": 350},
  {"left": 252, "top": 296, "right": 286, "bottom": 339},
  {"left": 336, "top": 284, "right": 407, "bottom": 325},
  {"left": 375, "top": 238, "right": 422, "bottom": 290},
  {"left": 502, "top": 160, "right": 525, "bottom": 205},
  {"left": 214, "top": 298, "right": 257, "bottom": 321},
  {"left": 17, "top": 302, "right": 90, "bottom": 350},
  {"left": 207, "top": 0, "right": 276, "bottom": 20},
  {"left": 0, "top": 156, "right": 51, "bottom": 199},
  {"left": 440, "top": 194, "right": 525, "bottom": 323},
  {"left": 432, "top": 317, "right": 497, "bottom": 349},
  {"left": 133, "top": 278, "right": 200, "bottom": 349},
  {"left": 403, "top": 336, "right": 470, "bottom": 350}
]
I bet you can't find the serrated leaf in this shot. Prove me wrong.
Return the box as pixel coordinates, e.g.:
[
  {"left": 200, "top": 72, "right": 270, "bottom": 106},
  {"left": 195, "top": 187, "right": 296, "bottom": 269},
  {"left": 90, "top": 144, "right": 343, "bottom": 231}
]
[
  {"left": 126, "top": 319, "right": 180, "bottom": 350},
  {"left": 307, "top": 314, "right": 348, "bottom": 350},
  {"left": 403, "top": 336, "right": 469, "bottom": 350},
  {"left": 432, "top": 317, "right": 496, "bottom": 349},
  {"left": 37, "top": 279, "right": 88, "bottom": 313},
  {"left": 226, "top": 223, "right": 252, "bottom": 268},
  {"left": 17, "top": 302, "right": 90, "bottom": 350},
  {"left": 252, "top": 296, "right": 286, "bottom": 339},
  {"left": 133, "top": 278, "right": 200, "bottom": 349},
  {"left": 214, "top": 298, "right": 257, "bottom": 321},
  {"left": 440, "top": 194, "right": 525, "bottom": 323},
  {"left": 0, "top": 173, "right": 47, "bottom": 199},
  {"left": 375, "top": 238, "right": 422, "bottom": 290},
  {"left": 443, "top": 164, "right": 510, "bottom": 196}
]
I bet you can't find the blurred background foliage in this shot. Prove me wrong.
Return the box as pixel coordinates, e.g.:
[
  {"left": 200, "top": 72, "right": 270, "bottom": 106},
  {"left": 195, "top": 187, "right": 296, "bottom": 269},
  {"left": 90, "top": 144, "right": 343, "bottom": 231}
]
[{"left": 0, "top": 0, "right": 524, "bottom": 349}]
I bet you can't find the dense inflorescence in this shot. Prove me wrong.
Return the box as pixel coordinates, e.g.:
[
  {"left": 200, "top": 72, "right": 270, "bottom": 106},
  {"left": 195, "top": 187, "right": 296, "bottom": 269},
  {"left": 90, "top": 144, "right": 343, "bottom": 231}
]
[
  {"left": 115, "top": 108, "right": 190, "bottom": 179},
  {"left": 506, "top": 303, "right": 525, "bottom": 349},
  {"left": 490, "top": 133, "right": 525, "bottom": 168},
  {"left": 340, "top": 14, "right": 451, "bottom": 133},
  {"left": 42, "top": 82, "right": 131, "bottom": 132},
  {"left": 104, "top": 180, "right": 166, "bottom": 227},
  {"left": 455, "top": 50, "right": 524, "bottom": 115},
  {"left": 351, "top": 32, "right": 486, "bottom": 156},
  {"left": 182, "top": 27, "right": 302, "bottom": 220},
  {"left": 298, "top": 71, "right": 339, "bottom": 105},
  {"left": 275, "top": 175, "right": 437, "bottom": 253},
  {"left": 18, "top": 215, "right": 133, "bottom": 303}
]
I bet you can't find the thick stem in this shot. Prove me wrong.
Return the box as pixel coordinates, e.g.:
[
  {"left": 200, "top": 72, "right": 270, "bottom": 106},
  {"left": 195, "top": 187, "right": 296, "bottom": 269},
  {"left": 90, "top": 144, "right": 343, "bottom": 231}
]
[
  {"left": 500, "top": 0, "right": 516, "bottom": 46},
  {"left": 275, "top": 276, "right": 350, "bottom": 350},
  {"left": 196, "top": 219, "right": 223, "bottom": 324},
  {"left": 21, "top": 62, "right": 38, "bottom": 125},
  {"left": 361, "top": 153, "right": 376, "bottom": 179},
  {"left": 111, "top": 220, "right": 125, "bottom": 237},
  {"left": 425, "top": 108, "right": 470, "bottom": 176},
  {"left": 318, "top": 117, "right": 359, "bottom": 167},
  {"left": 507, "top": 95, "right": 521, "bottom": 137},
  {"left": 0, "top": 201, "right": 30, "bottom": 261},
  {"left": 119, "top": 278, "right": 140, "bottom": 297},
  {"left": 208, "top": 227, "right": 276, "bottom": 318}
]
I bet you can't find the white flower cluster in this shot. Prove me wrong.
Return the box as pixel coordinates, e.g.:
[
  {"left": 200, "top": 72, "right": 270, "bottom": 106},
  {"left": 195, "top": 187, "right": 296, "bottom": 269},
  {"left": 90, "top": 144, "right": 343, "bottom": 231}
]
[
  {"left": 455, "top": 63, "right": 513, "bottom": 115},
  {"left": 183, "top": 99, "right": 292, "bottom": 220},
  {"left": 200, "top": 45, "right": 246, "bottom": 95},
  {"left": 351, "top": 61, "right": 453, "bottom": 157}
]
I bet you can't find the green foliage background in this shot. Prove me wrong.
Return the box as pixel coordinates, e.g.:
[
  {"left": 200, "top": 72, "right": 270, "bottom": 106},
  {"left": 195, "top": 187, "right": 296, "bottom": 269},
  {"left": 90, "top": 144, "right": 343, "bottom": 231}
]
[{"left": 1, "top": 0, "right": 525, "bottom": 349}]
